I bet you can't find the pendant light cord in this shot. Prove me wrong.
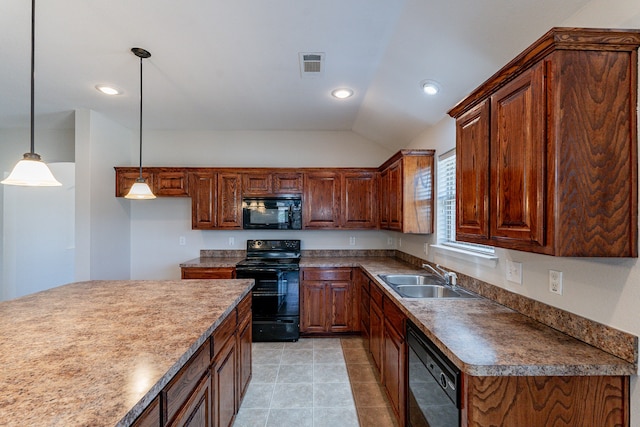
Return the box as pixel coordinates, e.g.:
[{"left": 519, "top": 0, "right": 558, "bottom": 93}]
[
  {"left": 138, "top": 54, "right": 143, "bottom": 179},
  {"left": 30, "top": 0, "right": 35, "bottom": 155}
]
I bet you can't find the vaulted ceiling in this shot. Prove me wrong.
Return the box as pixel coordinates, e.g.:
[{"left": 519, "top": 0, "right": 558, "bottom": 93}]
[{"left": 1, "top": 0, "right": 597, "bottom": 149}]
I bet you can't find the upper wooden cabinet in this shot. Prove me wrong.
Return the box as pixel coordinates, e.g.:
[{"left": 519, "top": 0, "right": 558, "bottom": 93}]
[
  {"left": 115, "top": 168, "right": 154, "bottom": 197},
  {"left": 241, "top": 171, "right": 303, "bottom": 195},
  {"left": 448, "top": 28, "right": 640, "bottom": 257},
  {"left": 190, "top": 170, "right": 242, "bottom": 230},
  {"left": 378, "top": 150, "right": 435, "bottom": 234},
  {"left": 303, "top": 169, "right": 378, "bottom": 229}
]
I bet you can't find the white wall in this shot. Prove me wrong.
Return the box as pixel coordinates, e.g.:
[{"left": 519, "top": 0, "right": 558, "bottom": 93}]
[
  {"left": 74, "top": 109, "right": 132, "bottom": 281},
  {"left": 401, "top": 1, "right": 640, "bottom": 420},
  {"left": 129, "top": 130, "right": 395, "bottom": 279},
  {"left": 0, "top": 127, "right": 75, "bottom": 300}
]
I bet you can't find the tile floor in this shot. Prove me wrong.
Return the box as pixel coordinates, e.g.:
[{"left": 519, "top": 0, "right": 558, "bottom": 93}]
[{"left": 233, "top": 336, "right": 397, "bottom": 427}]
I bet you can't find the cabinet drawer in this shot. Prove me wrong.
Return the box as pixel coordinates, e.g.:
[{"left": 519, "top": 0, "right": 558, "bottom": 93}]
[
  {"left": 212, "top": 310, "right": 237, "bottom": 358},
  {"left": 164, "top": 342, "right": 210, "bottom": 422},
  {"left": 181, "top": 267, "right": 236, "bottom": 279},
  {"left": 383, "top": 298, "right": 405, "bottom": 334},
  {"left": 370, "top": 282, "right": 383, "bottom": 308},
  {"left": 237, "top": 293, "right": 252, "bottom": 323},
  {"left": 302, "top": 268, "right": 352, "bottom": 281}
]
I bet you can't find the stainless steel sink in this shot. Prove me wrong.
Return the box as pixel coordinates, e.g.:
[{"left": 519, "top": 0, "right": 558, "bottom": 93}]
[
  {"left": 378, "top": 274, "right": 478, "bottom": 299},
  {"left": 378, "top": 274, "right": 443, "bottom": 286}
]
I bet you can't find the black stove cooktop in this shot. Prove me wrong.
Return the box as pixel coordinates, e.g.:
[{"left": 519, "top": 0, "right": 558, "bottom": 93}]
[{"left": 236, "top": 239, "right": 301, "bottom": 268}]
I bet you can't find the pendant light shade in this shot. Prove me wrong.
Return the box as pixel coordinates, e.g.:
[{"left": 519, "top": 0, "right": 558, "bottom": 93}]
[
  {"left": 2, "top": 0, "right": 61, "bottom": 187},
  {"left": 125, "top": 47, "right": 155, "bottom": 200}
]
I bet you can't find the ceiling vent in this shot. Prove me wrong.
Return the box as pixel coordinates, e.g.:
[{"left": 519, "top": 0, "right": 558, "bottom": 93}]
[{"left": 299, "top": 52, "right": 325, "bottom": 78}]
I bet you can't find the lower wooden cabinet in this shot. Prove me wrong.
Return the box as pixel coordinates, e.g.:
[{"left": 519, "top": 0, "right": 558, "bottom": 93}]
[
  {"left": 300, "top": 268, "right": 358, "bottom": 334},
  {"left": 364, "top": 275, "right": 406, "bottom": 427},
  {"left": 462, "top": 375, "right": 629, "bottom": 426},
  {"left": 131, "top": 397, "right": 160, "bottom": 427},
  {"left": 181, "top": 267, "right": 236, "bottom": 279},
  {"left": 168, "top": 372, "right": 212, "bottom": 427},
  {"left": 237, "top": 297, "right": 253, "bottom": 403},
  {"left": 212, "top": 335, "right": 237, "bottom": 427}
]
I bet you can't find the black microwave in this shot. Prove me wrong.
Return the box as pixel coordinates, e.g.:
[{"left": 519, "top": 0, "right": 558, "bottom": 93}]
[{"left": 242, "top": 197, "right": 302, "bottom": 230}]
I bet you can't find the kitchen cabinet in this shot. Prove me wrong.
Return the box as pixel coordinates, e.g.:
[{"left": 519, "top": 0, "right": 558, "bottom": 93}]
[
  {"left": 303, "top": 171, "right": 341, "bottom": 228},
  {"left": 462, "top": 375, "right": 629, "bottom": 426},
  {"left": 131, "top": 397, "right": 160, "bottom": 427},
  {"left": 190, "top": 171, "right": 242, "bottom": 230},
  {"left": 357, "top": 269, "right": 370, "bottom": 346},
  {"left": 236, "top": 305, "right": 252, "bottom": 401},
  {"left": 449, "top": 27, "right": 640, "bottom": 257},
  {"left": 212, "top": 334, "right": 237, "bottom": 427},
  {"left": 242, "top": 170, "right": 303, "bottom": 195},
  {"left": 168, "top": 372, "right": 212, "bottom": 427},
  {"left": 368, "top": 282, "right": 384, "bottom": 373},
  {"left": 115, "top": 168, "right": 154, "bottom": 197},
  {"left": 341, "top": 171, "right": 377, "bottom": 228},
  {"left": 163, "top": 342, "right": 211, "bottom": 426},
  {"left": 300, "top": 268, "right": 357, "bottom": 334},
  {"left": 382, "top": 298, "right": 406, "bottom": 425},
  {"left": 363, "top": 277, "right": 406, "bottom": 426},
  {"left": 378, "top": 150, "right": 435, "bottom": 234},
  {"left": 181, "top": 267, "right": 236, "bottom": 279},
  {"left": 303, "top": 170, "right": 377, "bottom": 229},
  {"left": 115, "top": 167, "right": 190, "bottom": 197}
]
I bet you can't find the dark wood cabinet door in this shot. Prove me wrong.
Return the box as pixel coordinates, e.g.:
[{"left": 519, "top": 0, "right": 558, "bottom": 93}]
[
  {"left": 490, "top": 63, "right": 546, "bottom": 248},
  {"left": 237, "top": 314, "right": 252, "bottom": 404},
  {"left": 387, "top": 161, "right": 402, "bottom": 231},
  {"left": 116, "top": 169, "right": 154, "bottom": 197},
  {"left": 341, "top": 172, "right": 377, "bottom": 228},
  {"left": 300, "top": 282, "right": 327, "bottom": 333},
  {"left": 303, "top": 172, "right": 341, "bottom": 228},
  {"left": 242, "top": 172, "right": 272, "bottom": 195},
  {"left": 156, "top": 170, "right": 189, "bottom": 196},
  {"left": 213, "top": 337, "right": 237, "bottom": 427},
  {"left": 273, "top": 173, "right": 303, "bottom": 194},
  {"left": 217, "top": 173, "right": 242, "bottom": 229},
  {"left": 181, "top": 267, "right": 235, "bottom": 279},
  {"left": 378, "top": 169, "right": 390, "bottom": 229},
  {"left": 456, "top": 100, "right": 490, "bottom": 243},
  {"left": 383, "top": 321, "right": 405, "bottom": 425},
  {"left": 369, "top": 297, "right": 383, "bottom": 373},
  {"left": 190, "top": 171, "right": 217, "bottom": 229},
  {"left": 132, "top": 397, "right": 160, "bottom": 427},
  {"left": 327, "top": 282, "right": 351, "bottom": 333},
  {"left": 168, "top": 373, "right": 212, "bottom": 427}
]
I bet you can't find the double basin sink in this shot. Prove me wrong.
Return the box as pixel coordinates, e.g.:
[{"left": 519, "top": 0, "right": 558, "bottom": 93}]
[{"left": 378, "top": 274, "right": 478, "bottom": 299}]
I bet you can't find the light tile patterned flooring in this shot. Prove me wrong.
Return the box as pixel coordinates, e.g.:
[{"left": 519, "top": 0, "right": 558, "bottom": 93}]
[{"left": 233, "top": 336, "right": 397, "bottom": 427}]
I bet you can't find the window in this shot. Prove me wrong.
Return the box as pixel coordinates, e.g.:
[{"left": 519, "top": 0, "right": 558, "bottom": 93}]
[{"left": 437, "top": 149, "right": 494, "bottom": 255}]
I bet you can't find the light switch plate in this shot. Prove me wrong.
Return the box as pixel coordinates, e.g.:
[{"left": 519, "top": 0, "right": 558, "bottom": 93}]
[{"left": 506, "top": 260, "right": 523, "bottom": 284}]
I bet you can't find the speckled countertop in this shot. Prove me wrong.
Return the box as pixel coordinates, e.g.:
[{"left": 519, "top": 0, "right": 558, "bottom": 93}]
[
  {"left": 0, "top": 279, "right": 253, "bottom": 427},
  {"left": 182, "top": 255, "right": 637, "bottom": 377}
]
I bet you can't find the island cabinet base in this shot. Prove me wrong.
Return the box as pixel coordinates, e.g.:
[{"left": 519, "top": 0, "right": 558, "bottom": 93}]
[
  {"left": 461, "top": 375, "right": 629, "bottom": 427},
  {"left": 132, "top": 292, "right": 252, "bottom": 427}
]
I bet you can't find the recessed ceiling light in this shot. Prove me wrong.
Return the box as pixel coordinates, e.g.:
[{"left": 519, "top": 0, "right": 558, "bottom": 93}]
[
  {"left": 420, "top": 80, "right": 440, "bottom": 96},
  {"left": 95, "top": 85, "right": 122, "bottom": 96},
  {"left": 331, "top": 88, "right": 354, "bottom": 99}
]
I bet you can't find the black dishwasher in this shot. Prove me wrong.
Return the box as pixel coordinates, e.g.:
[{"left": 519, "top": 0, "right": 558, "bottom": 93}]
[{"left": 407, "top": 321, "right": 461, "bottom": 427}]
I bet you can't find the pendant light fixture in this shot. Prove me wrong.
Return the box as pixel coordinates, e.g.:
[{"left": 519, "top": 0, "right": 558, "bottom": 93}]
[
  {"left": 125, "top": 47, "right": 156, "bottom": 200},
  {"left": 2, "top": 0, "right": 61, "bottom": 187}
]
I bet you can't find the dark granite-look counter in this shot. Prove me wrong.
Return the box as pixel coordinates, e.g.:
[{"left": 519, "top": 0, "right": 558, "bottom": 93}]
[{"left": 0, "top": 279, "right": 253, "bottom": 427}]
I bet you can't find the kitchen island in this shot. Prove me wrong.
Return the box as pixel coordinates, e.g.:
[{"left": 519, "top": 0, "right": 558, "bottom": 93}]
[{"left": 0, "top": 279, "right": 253, "bottom": 426}]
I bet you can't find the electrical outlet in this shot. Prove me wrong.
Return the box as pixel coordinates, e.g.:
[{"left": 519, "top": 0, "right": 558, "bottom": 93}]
[
  {"left": 399, "top": 238, "right": 402, "bottom": 247},
  {"left": 506, "top": 260, "right": 522, "bottom": 284},
  {"left": 349, "top": 236, "right": 356, "bottom": 246},
  {"left": 549, "top": 270, "right": 563, "bottom": 295},
  {"left": 424, "top": 243, "right": 429, "bottom": 255},
  {"left": 179, "top": 236, "right": 186, "bottom": 246},
  {"left": 228, "top": 237, "right": 235, "bottom": 246},
  {"left": 387, "top": 237, "right": 393, "bottom": 246}
]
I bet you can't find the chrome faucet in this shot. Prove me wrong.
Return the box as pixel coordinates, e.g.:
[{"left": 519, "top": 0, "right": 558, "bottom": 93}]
[{"left": 422, "top": 264, "right": 458, "bottom": 289}]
